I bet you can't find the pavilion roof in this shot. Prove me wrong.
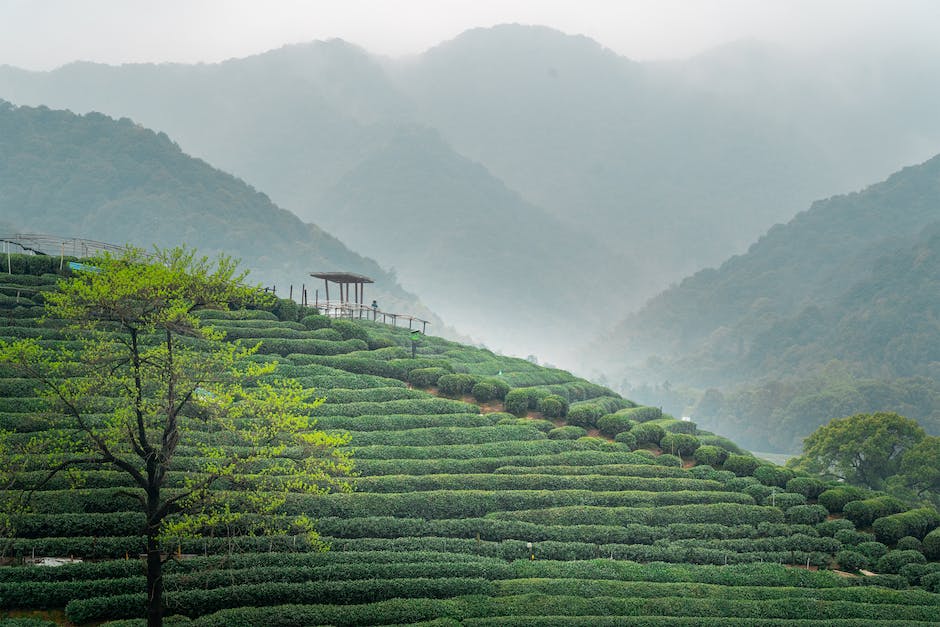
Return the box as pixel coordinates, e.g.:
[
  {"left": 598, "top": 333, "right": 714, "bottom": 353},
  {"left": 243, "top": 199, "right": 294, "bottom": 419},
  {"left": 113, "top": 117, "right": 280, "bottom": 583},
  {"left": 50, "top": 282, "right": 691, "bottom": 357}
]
[{"left": 310, "top": 272, "right": 374, "bottom": 284}]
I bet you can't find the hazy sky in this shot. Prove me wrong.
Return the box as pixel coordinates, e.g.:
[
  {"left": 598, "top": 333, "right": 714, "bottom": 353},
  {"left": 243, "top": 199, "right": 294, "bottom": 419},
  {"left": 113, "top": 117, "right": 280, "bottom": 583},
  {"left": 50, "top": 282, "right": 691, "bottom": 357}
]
[{"left": 1, "top": 0, "right": 938, "bottom": 70}]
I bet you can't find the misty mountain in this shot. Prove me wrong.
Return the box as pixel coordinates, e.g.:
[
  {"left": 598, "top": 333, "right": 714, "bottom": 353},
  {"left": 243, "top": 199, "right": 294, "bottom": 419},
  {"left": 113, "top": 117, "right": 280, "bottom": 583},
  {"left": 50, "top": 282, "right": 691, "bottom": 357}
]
[
  {"left": 594, "top": 154, "right": 940, "bottom": 451},
  {"left": 0, "top": 101, "right": 437, "bottom": 322},
  {"left": 390, "top": 25, "right": 940, "bottom": 281},
  {"left": 3, "top": 25, "right": 940, "bottom": 357},
  {"left": 312, "top": 125, "right": 623, "bottom": 351}
]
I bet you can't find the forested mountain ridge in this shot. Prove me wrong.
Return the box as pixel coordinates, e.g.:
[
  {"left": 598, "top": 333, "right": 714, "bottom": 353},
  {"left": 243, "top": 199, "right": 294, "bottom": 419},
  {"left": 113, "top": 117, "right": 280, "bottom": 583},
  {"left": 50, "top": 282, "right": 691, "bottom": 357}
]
[
  {"left": 594, "top": 154, "right": 940, "bottom": 452},
  {"left": 0, "top": 101, "right": 438, "bottom": 323},
  {"left": 3, "top": 24, "right": 940, "bottom": 358},
  {"left": 312, "top": 125, "right": 624, "bottom": 351}
]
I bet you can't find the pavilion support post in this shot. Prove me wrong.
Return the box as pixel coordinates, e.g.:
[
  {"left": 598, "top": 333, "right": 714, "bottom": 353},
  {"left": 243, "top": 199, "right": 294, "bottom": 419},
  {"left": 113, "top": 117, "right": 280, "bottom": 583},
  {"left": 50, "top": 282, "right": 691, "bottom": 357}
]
[
  {"left": 324, "top": 280, "right": 329, "bottom": 304},
  {"left": 422, "top": 321, "right": 428, "bottom": 333}
]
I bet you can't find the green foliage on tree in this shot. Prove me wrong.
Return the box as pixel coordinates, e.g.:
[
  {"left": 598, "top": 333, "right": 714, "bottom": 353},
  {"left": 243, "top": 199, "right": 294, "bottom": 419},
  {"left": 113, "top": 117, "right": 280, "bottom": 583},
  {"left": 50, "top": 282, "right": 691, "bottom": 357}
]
[
  {"left": 899, "top": 435, "right": 940, "bottom": 507},
  {"left": 789, "top": 412, "right": 925, "bottom": 491},
  {"left": 0, "top": 247, "right": 353, "bottom": 626}
]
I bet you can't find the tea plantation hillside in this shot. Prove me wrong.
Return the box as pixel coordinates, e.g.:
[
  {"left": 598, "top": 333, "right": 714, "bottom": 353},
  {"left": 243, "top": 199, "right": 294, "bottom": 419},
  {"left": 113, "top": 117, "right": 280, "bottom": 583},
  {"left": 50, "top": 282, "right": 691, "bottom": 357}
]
[{"left": 2, "top": 254, "right": 940, "bottom": 626}]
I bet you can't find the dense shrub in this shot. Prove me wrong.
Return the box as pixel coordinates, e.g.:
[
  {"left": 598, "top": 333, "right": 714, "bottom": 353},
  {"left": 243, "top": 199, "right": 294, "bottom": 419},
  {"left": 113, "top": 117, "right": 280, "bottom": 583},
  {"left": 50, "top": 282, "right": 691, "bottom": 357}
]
[
  {"left": 895, "top": 536, "right": 923, "bottom": 552},
  {"left": 617, "top": 406, "right": 662, "bottom": 423},
  {"left": 596, "top": 414, "right": 634, "bottom": 437},
  {"left": 664, "top": 420, "right": 698, "bottom": 435},
  {"left": 566, "top": 404, "right": 603, "bottom": 429},
  {"left": 743, "top": 484, "right": 774, "bottom": 502},
  {"left": 722, "top": 454, "right": 761, "bottom": 477},
  {"left": 472, "top": 378, "right": 510, "bottom": 402},
  {"left": 815, "top": 518, "right": 856, "bottom": 537},
  {"left": 271, "top": 297, "right": 300, "bottom": 321},
  {"left": 785, "top": 476, "right": 827, "bottom": 499},
  {"left": 923, "top": 527, "right": 940, "bottom": 559},
  {"left": 785, "top": 504, "right": 829, "bottom": 525},
  {"left": 693, "top": 445, "right": 728, "bottom": 467},
  {"left": 856, "top": 541, "right": 889, "bottom": 561},
  {"left": 817, "top": 486, "right": 871, "bottom": 513},
  {"left": 300, "top": 314, "right": 331, "bottom": 330},
  {"left": 537, "top": 394, "right": 569, "bottom": 419},
  {"left": 875, "top": 549, "right": 926, "bottom": 574},
  {"left": 656, "top": 454, "right": 682, "bottom": 468},
  {"left": 753, "top": 465, "right": 795, "bottom": 488},
  {"left": 836, "top": 549, "right": 869, "bottom": 572},
  {"left": 548, "top": 426, "right": 587, "bottom": 440},
  {"left": 658, "top": 433, "right": 700, "bottom": 457},
  {"left": 504, "top": 389, "right": 540, "bottom": 416},
  {"left": 255, "top": 337, "right": 367, "bottom": 356},
  {"left": 613, "top": 431, "right": 637, "bottom": 450},
  {"left": 437, "top": 374, "right": 479, "bottom": 397},
  {"left": 834, "top": 529, "right": 874, "bottom": 546},
  {"left": 330, "top": 319, "right": 370, "bottom": 342},
  {"left": 872, "top": 508, "right": 940, "bottom": 544},
  {"left": 408, "top": 367, "right": 449, "bottom": 388},
  {"left": 631, "top": 423, "right": 665, "bottom": 446},
  {"left": 843, "top": 497, "right": 907, "bottom": 528},
  {"left": 762, "top": 492, "right": 806, "bottom": 509}
]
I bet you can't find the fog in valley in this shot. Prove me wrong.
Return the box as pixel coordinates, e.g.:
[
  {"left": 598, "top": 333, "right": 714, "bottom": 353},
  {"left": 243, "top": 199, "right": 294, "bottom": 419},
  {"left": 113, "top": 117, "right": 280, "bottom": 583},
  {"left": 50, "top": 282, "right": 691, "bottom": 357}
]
[{"left": 4, "top": 0, "right": 940, "bottom": 452}]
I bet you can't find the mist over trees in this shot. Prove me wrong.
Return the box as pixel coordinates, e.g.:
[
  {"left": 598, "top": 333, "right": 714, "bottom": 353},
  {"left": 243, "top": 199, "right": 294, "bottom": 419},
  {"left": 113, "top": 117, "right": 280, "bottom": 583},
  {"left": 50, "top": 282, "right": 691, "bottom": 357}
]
[{"left": 3, "top": 24, "right": 940, "bottom": 359}]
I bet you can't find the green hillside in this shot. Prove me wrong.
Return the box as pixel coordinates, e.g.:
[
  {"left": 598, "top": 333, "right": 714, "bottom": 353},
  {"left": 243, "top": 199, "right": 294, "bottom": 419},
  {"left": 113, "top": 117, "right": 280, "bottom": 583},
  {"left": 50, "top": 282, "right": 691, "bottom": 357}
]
[
  {"left": 2, "top": 253, "right": 940, "bottom": 625},
  {"left": 0, "top": 101, "right": 439, "bottom": 325},
  {"left": 594, "top": 154, "right": 940, "bottom": 452}
]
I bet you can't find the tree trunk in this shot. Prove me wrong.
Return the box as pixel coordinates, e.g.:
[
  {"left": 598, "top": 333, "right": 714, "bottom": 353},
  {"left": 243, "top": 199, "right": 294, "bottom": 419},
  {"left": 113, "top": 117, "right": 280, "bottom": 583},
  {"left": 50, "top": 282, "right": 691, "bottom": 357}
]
[{"left": 146, "top": 532, "right": 163, "bottom": 627}]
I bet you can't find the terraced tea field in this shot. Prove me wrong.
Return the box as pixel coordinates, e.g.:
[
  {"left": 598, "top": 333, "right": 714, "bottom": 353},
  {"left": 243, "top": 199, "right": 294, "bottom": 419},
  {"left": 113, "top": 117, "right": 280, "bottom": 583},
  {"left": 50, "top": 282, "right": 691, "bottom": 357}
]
[{"left": 2, "top": 256, "right": 940, "bottom": 626}]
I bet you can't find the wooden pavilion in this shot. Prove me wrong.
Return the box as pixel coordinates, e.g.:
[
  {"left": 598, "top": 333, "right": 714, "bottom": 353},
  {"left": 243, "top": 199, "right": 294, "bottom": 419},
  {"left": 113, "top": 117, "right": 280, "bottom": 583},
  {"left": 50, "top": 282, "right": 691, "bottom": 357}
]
[{"left": 310, "top": 272, "right": 374, "bottom": 309}]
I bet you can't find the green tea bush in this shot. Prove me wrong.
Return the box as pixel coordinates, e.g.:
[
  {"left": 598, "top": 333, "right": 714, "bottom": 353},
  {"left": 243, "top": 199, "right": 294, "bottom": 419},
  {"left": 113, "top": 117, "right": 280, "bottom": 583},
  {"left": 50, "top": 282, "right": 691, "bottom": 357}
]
[
  {"left": 923, "top": 527, "right": 940, "bottom": 559},
  {"left": 255, "top": 337, "right": 367, "bottom": 356},
  {"left": 753, "top": 465, "right": 794, "bottom": 488},
  {"left": 875, "top": 549, "right": 926, "bottom": 574},
  {"left": 596, "top": 414, "right": 634, "bottom": 437},
  {"left": 923, "top": 571, "right": 940, "bottom": 593},
  {"left": 834, "top": 529, "right": 873, "bottom": 546},
  {"left": 548, "top": 426, "right": 588, "bottom": 440},
  {"left": 300, "top": 313, "right": 331, "bottom": 329},
  {"left": 722, "top": 454, "right": 761, "bottom": 477},
  {"left": 408, "top": 367, "right": 449, "bottom": 388},
  {"left": 437, "top": 373, "right": 479, "bottom": 397},
  {"left": 818, "top": 486, "right": 871, "bottom": 513},
  {"left": 271, "top": 297, "right": 300, "bottom": 321},
  {"left": 618, "top": 406, "right": 662, "bottom": 423},
  {"left": 895, "top": 536, "right": 923, "bottom": 552},
  {"left": 836, "top": 549, "right": 869, "bottom": 572},
  {"left": 655, "top": 454, "right": 682, "bottom": 468},
  {"left": 566, "top": 404, "right": 603, "bottom": 429},
  {"left": 743, "top": 484, "right": 774, "bottom": 502},
  {"left": 692, "top": 445, "right": 728, "bottom": 467},
  {"left": 614, "top": 431, "right": 637, "bottom": 449},
  {"left": 658, "top": 433, "right": 700, "bottom": 457},
  {"left": 631, "top": 423, "right": 665, "bottom": 446},
  {"left": 504, "top": 388, "right": 540, "bottom": 416},
  {"left": 329, "top": 319, "right": 369, "bottom": 342},
  {"left": 472, "top": 379, "right": 509, "bottom": 402},
  {"left": 814, "top": 518, "right": 855, "bottom": 537},
  {"left": 872, "top": 508, "right": 940, "bottom": 544},
  {"left": 785, "top": 504, "right": 829, "bottom": 525},
  {"left": 856, "top": 541, "right": 889, "bottom": 561},
  {"left": 785, "top": 476, "right": 827, "bottom": 499},
  {"left": 762, "top": 492, "right": 806, "bottom": 509},
  {"left": 843, "top": 497, "right": 908, "bottom": 529},
  {"left": 537, "top": 394, "right": 569, "bottom": 419},
  {"left": 664, "top": 420, "right": 697, "bottom": 435}
]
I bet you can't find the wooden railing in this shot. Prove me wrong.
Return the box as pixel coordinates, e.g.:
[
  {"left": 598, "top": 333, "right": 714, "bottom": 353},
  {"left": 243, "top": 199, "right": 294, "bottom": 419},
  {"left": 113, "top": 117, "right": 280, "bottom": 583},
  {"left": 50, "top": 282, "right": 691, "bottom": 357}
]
[{"left": 317, "top": 301, "right": 430, "bottom": 333}]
